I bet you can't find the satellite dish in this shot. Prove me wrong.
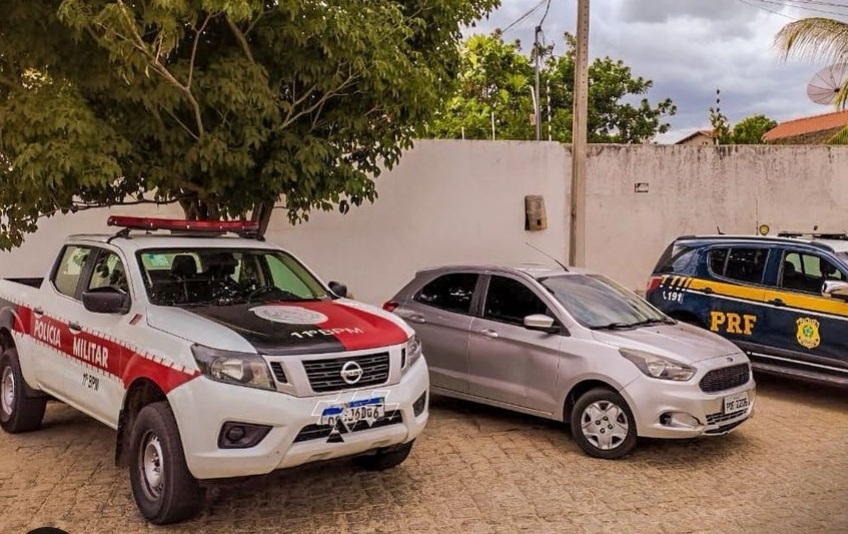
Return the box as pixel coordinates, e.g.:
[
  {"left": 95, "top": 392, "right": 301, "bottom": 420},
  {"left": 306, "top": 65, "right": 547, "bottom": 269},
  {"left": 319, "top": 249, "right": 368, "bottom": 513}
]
[{"left": 807, "top": 63, "right": 848, "bottom": 105}]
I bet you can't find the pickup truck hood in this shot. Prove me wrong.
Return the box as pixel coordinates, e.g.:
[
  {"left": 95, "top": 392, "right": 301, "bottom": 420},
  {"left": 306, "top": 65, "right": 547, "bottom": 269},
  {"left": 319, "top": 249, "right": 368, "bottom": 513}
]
[
  {"left": 591, "top": 322, "right": 741, "bottom": 364},
  {"left": 147, "top": 299, "right": 412, "bottom": 356}
]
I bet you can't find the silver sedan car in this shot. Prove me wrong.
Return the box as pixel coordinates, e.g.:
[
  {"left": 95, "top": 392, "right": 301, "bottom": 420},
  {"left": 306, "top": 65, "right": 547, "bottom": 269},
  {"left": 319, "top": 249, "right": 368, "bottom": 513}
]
[{"left": 384, "top": 264, "right": 756, "bottom": 459}]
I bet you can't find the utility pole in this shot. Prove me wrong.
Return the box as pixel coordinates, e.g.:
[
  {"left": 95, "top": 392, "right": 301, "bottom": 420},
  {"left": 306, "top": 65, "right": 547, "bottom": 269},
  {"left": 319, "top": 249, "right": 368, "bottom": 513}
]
[
  {"left": 569, "top": 0, "right": 590, "bottom": 267},
  {"left": 534, "top": 25, "right": 543, "bottom": 141}
]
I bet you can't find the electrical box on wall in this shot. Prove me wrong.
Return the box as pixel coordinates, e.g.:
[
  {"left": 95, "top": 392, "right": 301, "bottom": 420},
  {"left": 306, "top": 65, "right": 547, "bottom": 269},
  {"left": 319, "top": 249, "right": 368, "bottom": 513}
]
[{"left": 525, "top": 195, "right": 547, "bottom": 231}]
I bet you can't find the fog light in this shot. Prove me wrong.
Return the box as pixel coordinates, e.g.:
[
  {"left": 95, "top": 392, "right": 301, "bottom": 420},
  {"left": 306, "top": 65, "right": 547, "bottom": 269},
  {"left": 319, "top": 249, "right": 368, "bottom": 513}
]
[
  {"left": 660, "top": 412, "right": 700, "bottom": 429},
  {"left": 218, "top": 421, "right": 272, "bottom": 449},
  {"left": 413, "top": 391, "right": 427, "bottom": 417}
]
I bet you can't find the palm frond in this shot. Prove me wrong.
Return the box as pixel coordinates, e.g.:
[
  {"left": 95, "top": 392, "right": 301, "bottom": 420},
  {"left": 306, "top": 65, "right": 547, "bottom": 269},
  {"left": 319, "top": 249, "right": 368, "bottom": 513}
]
[
  {"left": 775, "top": 17, "right": 848, "bottom": 65},
  {"left": 826, "top": 125, "right": 848, "bottom": 144}
]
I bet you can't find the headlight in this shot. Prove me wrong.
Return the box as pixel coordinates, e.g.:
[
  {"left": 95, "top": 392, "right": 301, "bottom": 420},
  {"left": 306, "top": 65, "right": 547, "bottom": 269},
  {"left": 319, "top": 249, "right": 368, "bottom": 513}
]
[
  {"left": 403, "top": 334, "right": 423, "bottom": 372},
  {"left": 191, "top": 344, "right": 275, "bottom": 391},
  {"left": 619, "top": 348, "right": 696, "bottom": 381}
]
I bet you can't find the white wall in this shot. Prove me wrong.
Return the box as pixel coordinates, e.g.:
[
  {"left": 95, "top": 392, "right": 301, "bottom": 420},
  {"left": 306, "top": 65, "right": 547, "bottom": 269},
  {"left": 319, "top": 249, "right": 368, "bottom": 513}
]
[{"left": 3, "top": 141, "right": 848, "bottom": 306}]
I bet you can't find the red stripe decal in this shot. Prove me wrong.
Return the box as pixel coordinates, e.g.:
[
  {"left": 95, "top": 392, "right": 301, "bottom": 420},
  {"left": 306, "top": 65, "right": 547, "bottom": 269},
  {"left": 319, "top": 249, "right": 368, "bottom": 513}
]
[
  {"left": 14, "top": 304, "right": 198, "bottom": 394},
  {"left": 296, "top": 301, "right": 409, "bottom": 351}
]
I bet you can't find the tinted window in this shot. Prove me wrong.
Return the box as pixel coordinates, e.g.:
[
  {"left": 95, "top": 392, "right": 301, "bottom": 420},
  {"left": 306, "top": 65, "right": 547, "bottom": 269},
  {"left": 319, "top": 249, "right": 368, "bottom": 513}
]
[
  {"left": 483, "top": 276, "right": 549, "bottom": 326},
  {"left": 654, "top": 243, "right": 697, "bottom": 274},
  {"left": 88, "top": 251, "right": 129, "bottom": 294},
  {"left": 781, "top": 252, "right": 844, "bottom": 294},
  {"left": 52, "top": 246, "right": 91, "bottom": 298},
  {"left": 711, "top": 247, "right": 767, "bottom": 284},
  {"left": 414, "top": 273, "right": 478, "bottom": 314}
]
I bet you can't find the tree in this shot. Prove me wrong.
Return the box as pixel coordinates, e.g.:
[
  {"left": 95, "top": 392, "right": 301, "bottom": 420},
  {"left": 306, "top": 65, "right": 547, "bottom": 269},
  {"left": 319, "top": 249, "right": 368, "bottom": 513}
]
[
  {"left": 775, "top": 17, "right": 848, "bottom": 143},
  {"left": 731, "top": 115, "right": 777, "bottom": 144},
  {"left": 0, "top": 0, "right": 497, "bottom": 249},
  {"left": 708, "top": 89, "right": 731, "bottom": 145},
  {"left": 427, "top": 32, "right": 676, "bottom": 143}
]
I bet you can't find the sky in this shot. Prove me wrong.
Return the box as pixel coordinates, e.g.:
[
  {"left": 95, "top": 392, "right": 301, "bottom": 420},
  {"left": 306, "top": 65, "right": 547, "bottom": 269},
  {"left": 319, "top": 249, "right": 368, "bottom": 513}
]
[{"left": 469, "top": 0, "right": 848, "bottom": 143}]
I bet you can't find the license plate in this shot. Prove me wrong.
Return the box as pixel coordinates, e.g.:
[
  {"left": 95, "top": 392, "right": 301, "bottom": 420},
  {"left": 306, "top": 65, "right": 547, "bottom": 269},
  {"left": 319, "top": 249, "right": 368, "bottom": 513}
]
[
  {"left": 723, "top": 391, "right": 749, "bottom": 414},
  {"left": 320, "top": 397, "right": 385, "bottom": 427}
]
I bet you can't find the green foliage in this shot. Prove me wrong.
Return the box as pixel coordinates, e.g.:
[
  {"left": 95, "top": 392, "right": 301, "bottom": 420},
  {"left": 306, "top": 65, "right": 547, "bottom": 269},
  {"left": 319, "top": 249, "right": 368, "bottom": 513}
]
[
  {"left": 427, "top": 32, "right": 676, "bottom": 143},
  {"left": 730, "top": 115, "right": 777, "bottom": 144},
  {"left": 0, "top": 0, "right": 497, "bottom": 248}
]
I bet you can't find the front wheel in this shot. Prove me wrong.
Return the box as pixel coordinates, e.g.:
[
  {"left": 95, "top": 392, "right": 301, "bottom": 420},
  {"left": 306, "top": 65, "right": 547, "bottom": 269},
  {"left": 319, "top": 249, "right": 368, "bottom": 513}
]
[
  {"left": 129, "top": 401, "right": 205, "bottom": 524},
  {"left": 0, "top": 348, "right": 46, "bottom": 433},
  {"left": 570, "top": 388, "right": 637, "bottom": 459},
  {"left": 354, "top": 440, "right": 415, "bottom": 471}
]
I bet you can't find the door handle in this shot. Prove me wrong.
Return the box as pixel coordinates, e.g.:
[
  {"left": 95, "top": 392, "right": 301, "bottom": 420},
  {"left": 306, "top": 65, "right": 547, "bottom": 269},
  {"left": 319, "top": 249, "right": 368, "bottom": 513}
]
[
  {"left": 480, "top": 329, "right": 499, "bottom": 338},
  {"left": 33, "top": 307, "right": 44, "bottom": 316},
  {"left": 407, "top": 314, "right": 427, "bottom": 324},
  {"left": 68, "top": 321, "right": 82, "bottom": 333},
  {"left": 703, "top": 287, "right": 714, "bottom": 295},
  {"left": 769, "top": 298, "right": 785, "bottom": 307}
]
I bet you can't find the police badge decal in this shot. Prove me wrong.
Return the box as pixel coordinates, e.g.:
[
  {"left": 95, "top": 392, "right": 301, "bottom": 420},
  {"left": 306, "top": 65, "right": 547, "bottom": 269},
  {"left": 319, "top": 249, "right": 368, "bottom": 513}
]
[{"left": 795, "top": 317, "right": 821, "bottom": 349}]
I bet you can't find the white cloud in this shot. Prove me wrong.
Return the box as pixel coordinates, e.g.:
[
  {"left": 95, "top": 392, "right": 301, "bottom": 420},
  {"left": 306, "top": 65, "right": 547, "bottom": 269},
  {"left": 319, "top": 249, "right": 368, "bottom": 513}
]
[{"left": 470, "top": 0, "right": 841, "bottom": 142}]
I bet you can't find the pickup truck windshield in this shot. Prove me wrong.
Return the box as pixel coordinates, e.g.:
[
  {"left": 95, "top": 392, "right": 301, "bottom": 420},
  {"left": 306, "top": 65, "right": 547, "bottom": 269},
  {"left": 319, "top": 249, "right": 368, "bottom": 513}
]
[{"left": 137, "top": 248, "right": 329, "bottom": 307}]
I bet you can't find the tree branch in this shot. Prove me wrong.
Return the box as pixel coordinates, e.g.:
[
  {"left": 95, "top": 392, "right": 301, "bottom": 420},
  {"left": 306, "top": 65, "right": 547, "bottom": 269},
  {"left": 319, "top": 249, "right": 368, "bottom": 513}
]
[
  {"left": 226, "top": 17, "right": 254, "bottom": 63},
  {"left": 188, "top": 14, "right": 213, "bottom": 88}
]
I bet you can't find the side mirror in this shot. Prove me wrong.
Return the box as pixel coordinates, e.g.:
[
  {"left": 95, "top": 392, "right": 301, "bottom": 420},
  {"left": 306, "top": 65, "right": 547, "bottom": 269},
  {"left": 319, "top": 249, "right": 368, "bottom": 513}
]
[
  {"left": 822, "top": 280, "right": 848, "bottom": 301},
  {"left": 82, "top": 287, "right": 130, "bottom": 314},
  {"left": 524, "top": 314, "right": 558, "bottom": 333},
  {"left": 329, "top": 281, "right": 348, "bottom": 298}
]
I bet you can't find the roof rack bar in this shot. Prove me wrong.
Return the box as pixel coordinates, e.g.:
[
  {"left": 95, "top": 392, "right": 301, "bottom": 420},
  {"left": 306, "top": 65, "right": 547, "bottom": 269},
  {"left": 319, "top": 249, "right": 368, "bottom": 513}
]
[
  {"left": 777, "top": 231, "right": 848, "bottom": 240},
  {"left": 106, "top": 216, "right": 262, "bottom": 239}
]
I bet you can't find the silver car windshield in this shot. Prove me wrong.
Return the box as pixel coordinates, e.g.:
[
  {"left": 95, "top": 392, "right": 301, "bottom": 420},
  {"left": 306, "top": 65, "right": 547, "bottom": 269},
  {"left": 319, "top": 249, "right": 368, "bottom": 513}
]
[{"left": 539, "top": 274, "right": 670, "bottom": 329}]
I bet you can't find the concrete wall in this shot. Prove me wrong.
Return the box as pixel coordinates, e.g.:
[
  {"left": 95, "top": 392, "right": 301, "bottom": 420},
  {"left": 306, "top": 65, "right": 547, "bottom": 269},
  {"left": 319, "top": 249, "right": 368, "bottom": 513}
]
[{"left": 2, "top": 141, "right": 848, "bottom": 306}]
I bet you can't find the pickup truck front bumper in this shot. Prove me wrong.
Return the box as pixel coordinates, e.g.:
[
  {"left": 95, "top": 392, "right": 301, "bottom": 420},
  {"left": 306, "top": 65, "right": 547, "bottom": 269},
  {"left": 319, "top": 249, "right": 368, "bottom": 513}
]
[{"left": 167, "top": 356, "right": 429, "bottom": 480}]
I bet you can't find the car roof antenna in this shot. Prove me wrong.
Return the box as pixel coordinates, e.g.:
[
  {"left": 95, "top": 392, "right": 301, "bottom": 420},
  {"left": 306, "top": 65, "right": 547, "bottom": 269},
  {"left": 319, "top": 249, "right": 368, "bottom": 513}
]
[
  {"left": 716, "top": 225, "right": 724, "bottom": 235},
  {"left": 525, "top": 242, "right": 569, "bottom": 272}
]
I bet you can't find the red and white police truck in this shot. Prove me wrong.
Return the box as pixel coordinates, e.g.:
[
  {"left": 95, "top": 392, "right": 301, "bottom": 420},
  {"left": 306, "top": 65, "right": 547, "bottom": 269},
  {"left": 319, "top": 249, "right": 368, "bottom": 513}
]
[{"left": 0, "top": 217, "right": 429, "bottom": 524}]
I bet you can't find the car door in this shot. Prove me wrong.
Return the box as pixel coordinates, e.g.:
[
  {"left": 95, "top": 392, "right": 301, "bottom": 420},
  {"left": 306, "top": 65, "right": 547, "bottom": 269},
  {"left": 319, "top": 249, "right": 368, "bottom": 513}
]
[
  {"left": 467, "top": 274, "right": 563, "bottom": 414},
  {"left": 66, "top": 247, "right": 135, "bottom": 426},
  {"left": 394, "top": 272, "right": 481, "bottom": 394},
  {"left": 758, "top": 249, "right": 848, "bottom": 374},
  {"left": 31, "top": 244, "right": 95, "bottom": 397}
]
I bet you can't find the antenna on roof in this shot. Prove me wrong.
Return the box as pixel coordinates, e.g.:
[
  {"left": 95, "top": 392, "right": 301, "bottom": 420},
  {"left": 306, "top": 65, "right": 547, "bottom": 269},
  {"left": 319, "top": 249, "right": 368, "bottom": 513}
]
[
  {"left": 716, "top": 225, "right": 724, "bottom": 235},
  {"left": 525, "top": 242, "right": 569, "bottom": 272},
  {"left": 807, "top": 64, "right": 848, "bottom": 106}
]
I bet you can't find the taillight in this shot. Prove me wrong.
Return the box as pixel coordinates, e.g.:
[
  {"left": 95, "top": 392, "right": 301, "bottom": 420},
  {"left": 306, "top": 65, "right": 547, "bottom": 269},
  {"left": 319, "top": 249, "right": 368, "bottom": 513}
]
[
  {"left": 382, "top": 301, "right": 399, "bottom": 312},
  {"left": 646, "top": 276, "right": 662, "bottom": 293}
]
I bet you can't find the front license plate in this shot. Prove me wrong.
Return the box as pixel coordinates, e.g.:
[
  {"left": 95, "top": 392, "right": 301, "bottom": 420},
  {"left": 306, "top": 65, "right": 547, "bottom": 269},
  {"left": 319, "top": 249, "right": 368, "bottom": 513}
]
[
  {"left": 723, "top": 391, "right": 749, "bottom": 414},
  {"left": 320, "top": 397, "right": 385, "bottom": 427}
]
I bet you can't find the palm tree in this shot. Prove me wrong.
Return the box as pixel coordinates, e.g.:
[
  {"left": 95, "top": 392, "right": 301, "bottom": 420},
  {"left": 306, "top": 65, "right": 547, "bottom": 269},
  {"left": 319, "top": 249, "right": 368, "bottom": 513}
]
[{"left": 775, "top": 18, "right": 848, "bottom": 143}]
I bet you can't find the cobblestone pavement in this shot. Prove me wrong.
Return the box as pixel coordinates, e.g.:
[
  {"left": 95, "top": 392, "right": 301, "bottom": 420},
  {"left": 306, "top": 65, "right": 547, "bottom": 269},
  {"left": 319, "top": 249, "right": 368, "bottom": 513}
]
[{"left": 1, "top": 374, "right": 846, "bottom": 534}]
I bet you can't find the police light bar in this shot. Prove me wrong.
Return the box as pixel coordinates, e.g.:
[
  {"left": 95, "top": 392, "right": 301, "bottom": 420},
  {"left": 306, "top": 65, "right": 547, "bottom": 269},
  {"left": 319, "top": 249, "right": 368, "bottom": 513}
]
[{"left": 107, "top": 216, "right": 260, "bottom": 233}]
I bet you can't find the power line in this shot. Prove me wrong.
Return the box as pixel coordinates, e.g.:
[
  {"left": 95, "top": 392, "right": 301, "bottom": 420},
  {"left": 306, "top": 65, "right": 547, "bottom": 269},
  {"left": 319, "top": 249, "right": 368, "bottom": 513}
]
[
  {"left": 746, "top": 0, "right": 848, "bottom": 19},
  {"left": 502, "top": 0, "right": 548, "bottom": 34},
  {"left": 539, "top": 0, "right": 553, "bottom": 27}
]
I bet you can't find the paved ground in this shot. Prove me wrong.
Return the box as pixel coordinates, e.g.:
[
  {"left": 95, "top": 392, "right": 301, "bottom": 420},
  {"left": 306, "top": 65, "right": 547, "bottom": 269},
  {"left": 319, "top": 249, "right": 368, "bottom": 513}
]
[{"left": 1, "top": 374, "right": 846, "bottom": 534}]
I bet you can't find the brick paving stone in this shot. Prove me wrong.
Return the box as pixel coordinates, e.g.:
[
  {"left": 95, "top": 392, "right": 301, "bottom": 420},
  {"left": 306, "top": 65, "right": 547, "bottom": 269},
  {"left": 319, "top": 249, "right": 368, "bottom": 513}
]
[{"left": 0, "top": 374, "right": 847, "bottom": 533}]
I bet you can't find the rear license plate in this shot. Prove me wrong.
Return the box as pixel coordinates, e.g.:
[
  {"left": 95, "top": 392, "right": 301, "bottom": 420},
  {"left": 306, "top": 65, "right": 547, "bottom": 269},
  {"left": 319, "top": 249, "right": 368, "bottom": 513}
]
[
  {"left": 320, "top": 397, "right": 385, "bottom": 427},
  {"left": 723, "top": 391, "right": 749, "bottom": 414}
]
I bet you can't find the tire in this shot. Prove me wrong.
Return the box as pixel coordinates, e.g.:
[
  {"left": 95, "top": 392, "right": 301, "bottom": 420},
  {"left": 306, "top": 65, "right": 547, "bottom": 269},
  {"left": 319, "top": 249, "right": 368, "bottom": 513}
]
[
  {"left": 128, "top": 401, "right": 204, "bottom": 524},
  {"left": 354, "top": 440, "right": 415, "bottom": 471},
  {"left": 0, "top": 348, "right": 46, "bottom": 433},
  {"left": 570, "top": 388, "right": 637, "bottom": 460}
]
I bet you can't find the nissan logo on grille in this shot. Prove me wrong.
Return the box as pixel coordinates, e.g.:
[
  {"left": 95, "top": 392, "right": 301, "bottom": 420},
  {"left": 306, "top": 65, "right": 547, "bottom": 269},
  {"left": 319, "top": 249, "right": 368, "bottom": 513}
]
[{"left": 340, "top": 361, "right": 364, "bottom": 385}]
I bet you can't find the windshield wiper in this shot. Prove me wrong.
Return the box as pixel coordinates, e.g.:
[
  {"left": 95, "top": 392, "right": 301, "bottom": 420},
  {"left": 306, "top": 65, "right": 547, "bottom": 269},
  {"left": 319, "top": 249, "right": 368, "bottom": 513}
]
[
  {"left": 591, "top": 317, "right": 671, "bottom": 330},
  {"left": 590, "top": 322, "right": 634, "bottom": 330}
]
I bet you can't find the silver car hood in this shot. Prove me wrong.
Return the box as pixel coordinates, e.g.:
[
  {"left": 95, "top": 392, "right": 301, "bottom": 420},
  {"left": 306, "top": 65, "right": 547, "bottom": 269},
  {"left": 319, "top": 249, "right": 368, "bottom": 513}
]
[{"left": 591, "top": 322, "right": 741, "bottom": 364}]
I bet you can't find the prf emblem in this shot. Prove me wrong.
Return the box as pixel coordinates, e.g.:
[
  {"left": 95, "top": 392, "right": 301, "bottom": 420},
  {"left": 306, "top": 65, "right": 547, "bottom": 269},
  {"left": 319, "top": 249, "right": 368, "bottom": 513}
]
[
  {"left": 709, "top": 311, "right": 756, "bottom": 335},
  {"left": 796, "top": 317, "right": 821, "bottom": 349}
]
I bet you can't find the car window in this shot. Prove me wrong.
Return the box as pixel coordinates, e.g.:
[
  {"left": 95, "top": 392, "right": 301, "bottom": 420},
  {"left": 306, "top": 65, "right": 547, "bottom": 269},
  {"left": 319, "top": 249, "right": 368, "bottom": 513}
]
[
  {"left": 711, "top": 247, "right": 767, "bottom": 284},
  {"left": 88, "top": 251, "right": 129, "bottom": 294},
  {"left": 780, "top": 251, "right": 844, "bottom": 294},
  {"left": 414, "top": 273, "right": 478, "bottom": 314},
  {"left": 654, "top": 243, "right": 697, "bottom": 274},
  {"left": 483, "top": 276, "right": 549, "bottom": 326},
  {"left": 52, "top": 245, "right": 92, "bottom": 298}
]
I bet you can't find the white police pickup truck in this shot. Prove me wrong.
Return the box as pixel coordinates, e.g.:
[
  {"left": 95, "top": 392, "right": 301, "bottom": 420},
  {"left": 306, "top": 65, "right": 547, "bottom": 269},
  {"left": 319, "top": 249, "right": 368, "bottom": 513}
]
[{"left": 0, "top": 216, "right": 429, "bottom": 524}]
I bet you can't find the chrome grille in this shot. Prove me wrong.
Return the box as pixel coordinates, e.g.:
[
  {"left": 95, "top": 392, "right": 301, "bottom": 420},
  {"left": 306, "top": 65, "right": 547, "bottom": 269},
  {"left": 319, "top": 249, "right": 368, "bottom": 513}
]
[
  {"left": 706, "top": 410, "right": 746, "bottom": 425},
  {"left": 699, "top": 363, "right": 750, "bottom": 393},
  {"left": 303, "top": 352, "right": 390, "bottom": 393},
  {"left": 293, "top": 410, "right": 403, "bottom": 443}
]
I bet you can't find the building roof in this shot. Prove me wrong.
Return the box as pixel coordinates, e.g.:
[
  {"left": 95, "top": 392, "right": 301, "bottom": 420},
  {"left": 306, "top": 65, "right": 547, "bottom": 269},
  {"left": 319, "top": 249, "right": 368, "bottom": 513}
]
[
  {"left": 674, "top": 129, "right": 714, "bottom": 145},
  {"left": 763, "top": 110, "right": 848, "bottom": 142}
]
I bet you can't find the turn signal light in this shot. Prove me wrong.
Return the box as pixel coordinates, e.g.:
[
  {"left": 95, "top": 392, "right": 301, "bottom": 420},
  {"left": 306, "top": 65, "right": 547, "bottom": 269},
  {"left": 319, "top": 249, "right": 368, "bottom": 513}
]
[{"left": 382, "top": 301, "right": 399, "bottom": 312}]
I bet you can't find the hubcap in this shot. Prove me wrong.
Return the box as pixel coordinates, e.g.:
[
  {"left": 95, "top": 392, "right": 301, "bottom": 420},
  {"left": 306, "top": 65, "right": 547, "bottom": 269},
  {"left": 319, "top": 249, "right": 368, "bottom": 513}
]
[
  {"left": 580, "top": 400, "right": 629, "bottom": 451},
  {"left": 1, "top": 366, "right": 14, "bottom": 416},
  {"left": 139, "top": 431, "right": 165, "bottom": 500}
]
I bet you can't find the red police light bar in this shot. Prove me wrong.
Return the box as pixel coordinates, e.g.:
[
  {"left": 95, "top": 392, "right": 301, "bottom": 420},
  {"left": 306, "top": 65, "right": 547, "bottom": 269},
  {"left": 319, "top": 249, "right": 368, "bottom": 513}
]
[{"left": 107, "top": 216, "right": 260, "bottom": 233}]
